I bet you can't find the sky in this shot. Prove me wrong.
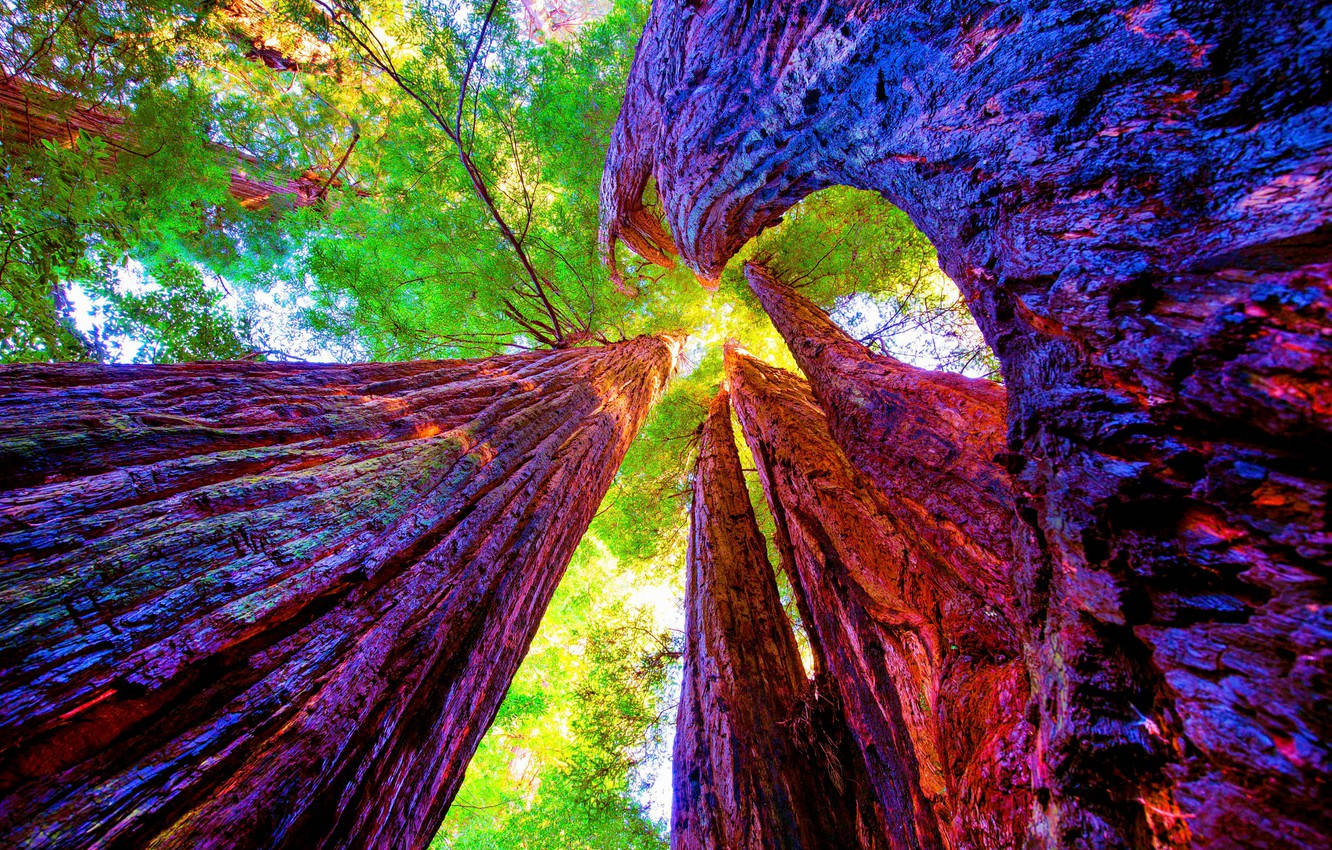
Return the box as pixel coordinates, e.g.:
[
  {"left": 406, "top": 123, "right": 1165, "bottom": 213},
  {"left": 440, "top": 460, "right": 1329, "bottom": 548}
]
[{"left": 67, "top": 259, "right": 344, "bottom": 363}]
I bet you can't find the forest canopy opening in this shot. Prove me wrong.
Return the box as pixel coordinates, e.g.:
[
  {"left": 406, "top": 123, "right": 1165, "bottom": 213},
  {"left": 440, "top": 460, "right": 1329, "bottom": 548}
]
[{"left": 430, "top": 178, "right": 998, "bottom": 846}]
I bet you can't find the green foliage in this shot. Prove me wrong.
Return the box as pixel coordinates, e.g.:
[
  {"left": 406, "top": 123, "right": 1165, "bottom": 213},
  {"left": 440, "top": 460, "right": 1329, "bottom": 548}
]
[
  {"left": 0, "top": 0, "right": 303, "bottom": 362},
  {"left": 744, "top": 186, "right": 1000, "bottom": 379},
  {"left": 434, "top": 534, "right": 679, "bottom": 850},
  {"left": 1, "top": 135, "right": 114, "bottom": 361},
  {"left": 1, "top": 0, "right": 214, "bottom": 95},
  {"left": 103, "top": 260, "right": 260, "bottom": 363},
  {"left": 275, "top": 0, "right": 660, "bottom": 355}
]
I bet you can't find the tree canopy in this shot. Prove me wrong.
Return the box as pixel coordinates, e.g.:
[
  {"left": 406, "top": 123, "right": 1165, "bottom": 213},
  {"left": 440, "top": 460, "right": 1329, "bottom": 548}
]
[{"left": 0, "top": 1, "right": 996, "bottom": 844}]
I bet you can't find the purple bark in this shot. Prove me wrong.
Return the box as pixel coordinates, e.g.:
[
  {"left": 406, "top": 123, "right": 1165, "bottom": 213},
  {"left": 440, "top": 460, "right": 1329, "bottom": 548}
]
[
  {"left": 603, "top": 2, "right": 1330, "bottom": 844},
  {"left": 0, "top": 337, "right": 680, "bottom": 849},
  {"left": 673, "top": 387, "right": 886, "bottom": 850}
]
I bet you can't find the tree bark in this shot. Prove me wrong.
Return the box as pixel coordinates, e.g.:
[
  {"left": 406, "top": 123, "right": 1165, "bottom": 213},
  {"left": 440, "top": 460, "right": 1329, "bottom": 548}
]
[
  {"left": 0, "top": 335, "right": 680, "bottom": 850},
  {"left": 221, "top": 0, "right": 336, "bottom": 74},
  {"left": 673, "top": 387, "right": 886, "bottom": 850},
  {"left": 725, "top": 344, "right": 1033, "bottom": 850},
  {"left": 743, "top": 261, "right": 1021, "bottom": 626},
  {"left": 742, "top": 262, "right": 1042, "bottom": 847},
  {"left": 604, "top": 3, "right": 1330, "bottom": 845},
  {"left": 0, "top": 76, "right": 338, "bottom": 211}
]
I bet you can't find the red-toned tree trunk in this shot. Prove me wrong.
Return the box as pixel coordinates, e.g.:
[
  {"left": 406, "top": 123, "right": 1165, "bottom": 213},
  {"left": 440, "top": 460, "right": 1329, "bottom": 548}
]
[
  {"left": 603, "top": 2, "right": 1329, "bottom": 845},
  {"left": 725, "top": 344, "right": 1033, "bottom": 850},
  {"left": 673, "top": 387, "right": 886, "bottom": 850},
  {"left": 743, "top": 261, "right": 1021, "bottom": 627},
  {"left": 222, "top": 0, "right": 335, "bottom": 73},
  {"left": 0, "top": 76, "right": 335, "bottom": 210},
  {"left": 742, "top": 262, "right": 1043, "bottom": 846},
  {"left": 0, "top": 336, "right": 680, "bottom": 850}
]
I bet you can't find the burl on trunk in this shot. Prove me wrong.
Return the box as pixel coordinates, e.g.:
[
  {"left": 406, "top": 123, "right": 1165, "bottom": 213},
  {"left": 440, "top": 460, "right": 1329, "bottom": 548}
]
[
  {"left": 673, "top": 387, "right": 885, "bottom": 850},
  {"left": 726, "top": 344, "right": 1032, "bottom": 849},
  {"left": 0, "top": 336, "right": 679, "bottom": 850},
  {"left": 604, "top": 1, "right": 1329, "bottom": 845}
]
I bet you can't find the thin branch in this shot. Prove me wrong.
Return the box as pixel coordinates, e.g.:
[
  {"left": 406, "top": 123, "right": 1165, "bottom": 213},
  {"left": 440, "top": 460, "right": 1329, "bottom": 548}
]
[
  {"left": 455, "top": 0, "right": 502, "bottom": 138},
  {"left": 318, "top": 0, "right": 572, "bottom": 345},
  {"left": 317, "top": 126, "right": 360, "bottom": 198}
]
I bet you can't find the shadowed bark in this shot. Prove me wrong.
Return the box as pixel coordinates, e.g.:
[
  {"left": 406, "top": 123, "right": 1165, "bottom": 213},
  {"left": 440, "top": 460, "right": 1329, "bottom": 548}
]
[
  {"left": 603, "top": 2, "right": 1330, "bottom": 845},
  {"left": 725, "top": 344, "right": 1033, "bottom": 850},
  {"left": 0, "top": 335, "right": 680, "bottom": 850},
  {"left": 673, "top": 387, "right": 886, "bottom": 850}
]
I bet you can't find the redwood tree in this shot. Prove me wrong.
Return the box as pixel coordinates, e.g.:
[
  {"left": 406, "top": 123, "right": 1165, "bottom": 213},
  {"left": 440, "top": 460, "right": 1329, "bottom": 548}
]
[
  {"left": 725, "top": 344, "right": 1033, "bottom": 849},
  {"left": 673, "top": 386, "right": 885, "bottom": 850},
  {"left": 743, "top": 261, "right": 1022, "bottom": 627},
  {"left": 603, "top": 2, "right": 1330, "bottom": 844},
  {"left": 0, "top": 335, "right": 679, "bottom": 850}
]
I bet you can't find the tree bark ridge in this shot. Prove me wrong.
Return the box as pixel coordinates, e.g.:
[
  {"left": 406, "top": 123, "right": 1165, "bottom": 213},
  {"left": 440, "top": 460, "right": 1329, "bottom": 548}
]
[
  {"left": 743, "top": 261, "right": 1020, "bottom": 624},
  {"left": 0, "top": 335, "right": 681, "bottom": 850},
  {"left": 603, "top": 3, "right": 1330, "bottom": 843},
  {"left": 725, "top": 344, "right": 1033, "bottom": 849},
  {"left": 673, "top": 386, "right": 886, "bottom": 850}
]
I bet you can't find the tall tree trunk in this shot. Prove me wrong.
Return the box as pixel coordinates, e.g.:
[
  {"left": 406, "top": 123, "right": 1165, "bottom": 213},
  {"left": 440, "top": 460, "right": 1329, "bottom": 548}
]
[
  {"left": 603, "top": 2, "right": 1329, "bottom": 845},
  {"left": 0, "top": 336, "right": 680, "bottom": 850},
  {"left": 743, "top": 261, "right": 1021, "bottom": 626},
  {"left": 742, "top": 261, "right": 1043, "bottom": 846},
  {"left": 673, "top": 387, "right": 886, "bottom": 850},
  {"left": 725, "top": 344, "right": 1032, "bottom": 850}
]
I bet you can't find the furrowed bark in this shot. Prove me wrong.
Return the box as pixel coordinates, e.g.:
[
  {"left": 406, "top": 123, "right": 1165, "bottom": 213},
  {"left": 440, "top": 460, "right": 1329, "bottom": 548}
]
[
  {"left": 743, "top": 261, "right": 1019, "bottom": 625},
  {"left": 743, "top": 262, "right": 1042, "bottom": 847},
  {"left": 0, "top": 335, "right": 680, "bottom": 850},
  {"left": 673, "top": 387, "right": 886, "bottom": 850},
  {"left": 725, "top": 345, "right": 1033, "bottom": 850},
  {"left": 604, "top": 2, "right": 1330, "bottom": 844}
]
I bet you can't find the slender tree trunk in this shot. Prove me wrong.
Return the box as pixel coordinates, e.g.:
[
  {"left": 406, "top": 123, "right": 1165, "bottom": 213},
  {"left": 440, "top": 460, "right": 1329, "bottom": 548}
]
[
  {"left": 673, "top": 387, "right": 886, "bottom": 850},
  {"left": 603, "top": 2, "right": 1329, "bottom": 845},
  {"left": 0, "top": 76, "right": 333, "bottom": 210},
  {"left": 742, "top": 262, "right": 1041, "bottom": 846},
  {"left": 0, "top": 336, "right": 680, "bottom": 850},
  {"left": 725, "top": 344, "right": 1032, "bottom": 850}
]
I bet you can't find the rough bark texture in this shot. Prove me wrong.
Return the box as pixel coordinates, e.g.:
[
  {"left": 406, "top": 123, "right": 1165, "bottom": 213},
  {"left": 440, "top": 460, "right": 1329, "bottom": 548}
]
[
  {"left": 673, "top": 387, "right": 885, "bottom": 850},
  {"left": 604, "top": 3, "right": 1330, "bottom": 845},
  {"left": 744, "top": 261, "right": 1019, "bottom": 627},
  {"left": 0, "top": 76, "right": 338, "bottom": 210},
  {"left": 743, "top": 262, "right": 1042, "bottom": 847},
  {"left": 0, "top": 336, "right": 679, "bottom": 850},
  {"left": 726, "top": 345, "right": 1032, "bottom": 850}
]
